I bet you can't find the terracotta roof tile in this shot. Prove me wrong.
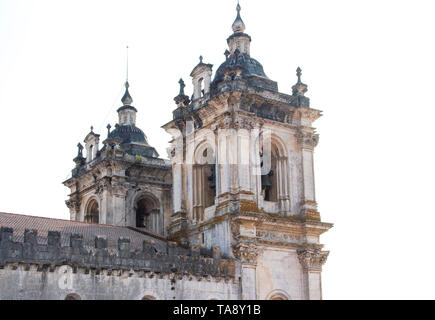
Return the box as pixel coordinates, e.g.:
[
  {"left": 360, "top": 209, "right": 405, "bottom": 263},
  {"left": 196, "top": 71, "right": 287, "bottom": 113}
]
[{"left": 0, "top": 212, "right": 168, "bottom": 252}]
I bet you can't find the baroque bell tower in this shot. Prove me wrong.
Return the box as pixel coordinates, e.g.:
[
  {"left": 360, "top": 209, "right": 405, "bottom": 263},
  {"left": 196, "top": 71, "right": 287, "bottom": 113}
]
[
  {"left": 163, "top": 3, "right": 332, "bottom": 300},
  {"left": 63, "top": 81, "right": 172, "bottom": 236}
]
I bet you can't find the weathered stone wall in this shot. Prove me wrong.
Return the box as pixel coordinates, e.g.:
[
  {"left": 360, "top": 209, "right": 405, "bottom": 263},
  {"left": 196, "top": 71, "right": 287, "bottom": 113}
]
[
  {"left": 256, "top": 247, "right": 303, "bottom": 300},
  {"left": 0, "top": 227, "right": 238, "bottom": 300},
  {"left": 0, "top": 264, "right": 239, "bottom": 300}
]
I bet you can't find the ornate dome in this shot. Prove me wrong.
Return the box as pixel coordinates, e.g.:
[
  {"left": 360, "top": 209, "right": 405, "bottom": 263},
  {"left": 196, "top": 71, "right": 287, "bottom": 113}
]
[
  {"left": 212, "top": 53, "right": 268, "bottom": 84},
  {"left": 108, "top": 124, "right": 148, "bottom": 145}
]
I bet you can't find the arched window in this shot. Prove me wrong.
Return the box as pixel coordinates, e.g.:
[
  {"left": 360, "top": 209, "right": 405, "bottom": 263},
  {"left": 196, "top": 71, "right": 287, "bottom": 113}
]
[
  {"left": 193, "top": 143, "right": 215, "bottom": 222},
  {"left": 198, "top": 78, "right": 204, "bottom": 97},
  {"left": 89, "top": 145, "right": 94, "bottom": 161},
  {"left": 85, "top": 199, "right": 99, "bottom": 224},
  {"left": 261, "top": 144, "right": 279, "bottom": 202},
  {"left": 65, "top": 293, "right": 81, "bottom": 300},
  {"left": 136, "top": 198, "right": 149, "bottom": 228},
  {"left": 134, "top": 194, "right": 160, "bottom": 233},
  {"left": 259, "top": 134, "right": 290, "bottom": 214}
]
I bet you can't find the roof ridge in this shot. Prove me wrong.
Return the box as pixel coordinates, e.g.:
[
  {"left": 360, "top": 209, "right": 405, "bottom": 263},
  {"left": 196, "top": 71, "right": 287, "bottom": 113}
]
[{"left": 0, "top": 212, "right": 167, "bottom": 239}]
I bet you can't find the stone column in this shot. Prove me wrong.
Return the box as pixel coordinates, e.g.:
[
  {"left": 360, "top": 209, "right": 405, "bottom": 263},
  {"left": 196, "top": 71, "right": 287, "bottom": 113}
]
[
  {"left": 297, "top": 129, "right": 320, "bottom": 220},
  {"left": 277, "top": 156, "right": 290, "bottom": 214},
  {"left": 297, "top": 247, "right": 329, "bottom": 300},
  {"left": 111, "top": 180, "right": 128, "bottom": 226},
  {"left": 217, "top": 127, "right": 230, "bottom": 198},
  {"left": 234, "top": 242, "right": 259, "bottom": 300}
]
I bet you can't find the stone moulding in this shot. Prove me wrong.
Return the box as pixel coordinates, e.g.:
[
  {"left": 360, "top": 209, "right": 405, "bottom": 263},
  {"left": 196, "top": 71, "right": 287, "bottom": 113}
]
[{"left": 0, "top": 227, "right": 235, "bottom": 278}]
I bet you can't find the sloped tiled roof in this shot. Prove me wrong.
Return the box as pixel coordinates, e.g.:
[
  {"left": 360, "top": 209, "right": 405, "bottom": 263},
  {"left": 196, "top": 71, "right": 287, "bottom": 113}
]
[{"left": 0, "top": 212, "right": 168, "bottom": 252}]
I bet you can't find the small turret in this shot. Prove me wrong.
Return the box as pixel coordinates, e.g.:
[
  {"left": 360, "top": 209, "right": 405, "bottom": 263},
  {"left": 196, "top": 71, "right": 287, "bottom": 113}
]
[
  {"left": 227, "top": 2, "right": 251, "bottom": 56},
  {"left": 190, "top": 56, "right": 213, "bottom": 101},
  {"left": 117, "top": 81, "right": 138, "bottom": 126}
]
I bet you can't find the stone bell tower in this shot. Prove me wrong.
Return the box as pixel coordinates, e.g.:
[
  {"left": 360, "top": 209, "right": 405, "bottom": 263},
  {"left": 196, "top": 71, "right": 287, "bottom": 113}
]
[
  {"left": 163, "top": 3, "right": 332, "bottom": 300},
  {"left": 63, "top": 81, "right": 172, "bottom": 236}
]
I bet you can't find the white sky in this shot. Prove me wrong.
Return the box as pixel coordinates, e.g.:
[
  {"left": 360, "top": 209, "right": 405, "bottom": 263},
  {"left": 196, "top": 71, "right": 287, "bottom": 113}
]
[{"left": 1, "top": 0, "right": 435, "bottom": 299}]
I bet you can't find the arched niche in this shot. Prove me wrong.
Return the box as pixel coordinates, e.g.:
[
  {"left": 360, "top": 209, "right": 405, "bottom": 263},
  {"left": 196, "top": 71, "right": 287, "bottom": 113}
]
[
  {"left": 133, "top": 192, "right": 160, "bottom": 233},
  {"left": 141, "top": 295, "right": 156, "bottom": 300},
  {"left": 259, "top": 132, "right": 290, "bottom": 214},
  {"left": 192, "top": 142, "right": 216, "bottom": 222},
  {"left": 84, "top": 198, "right": 99, "bottom": 224}
]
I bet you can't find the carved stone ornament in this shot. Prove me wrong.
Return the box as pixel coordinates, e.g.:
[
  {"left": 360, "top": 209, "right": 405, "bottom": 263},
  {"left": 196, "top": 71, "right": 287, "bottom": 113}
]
[
  {"left": 296, "top": 130, "right": 319, "bottom": 150},
  {"left": 234, "top": 114, "right": 255, "bottom": 130},
  {"left": 299, "top": 107, "right": 321, "bottom": 123},
  {"left": 232, "top": 242, "right": 259, "bottom": 265},
  {"left": 65, "top": 198, "right": 80, "bottom": 212},
  {"left": 297, "top": 247, "right": 329, "bottom": 271}
]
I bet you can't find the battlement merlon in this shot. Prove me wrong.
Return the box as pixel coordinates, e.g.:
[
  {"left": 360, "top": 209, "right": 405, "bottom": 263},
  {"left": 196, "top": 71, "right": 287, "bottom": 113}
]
[{"left": 0, "top": 227, "right": 234, "bottom": 278}]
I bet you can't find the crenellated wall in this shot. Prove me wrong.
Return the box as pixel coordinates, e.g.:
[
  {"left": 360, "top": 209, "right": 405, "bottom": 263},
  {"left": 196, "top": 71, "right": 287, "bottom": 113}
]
[{"left": 0, "top": 227, "right": 238, "bottom": 300}]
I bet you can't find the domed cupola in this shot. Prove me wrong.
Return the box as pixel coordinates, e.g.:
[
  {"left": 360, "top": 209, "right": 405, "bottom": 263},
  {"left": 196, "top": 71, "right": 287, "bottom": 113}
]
[
  {"left": 105, "top": 81, "right": 159, "bottom": 158},
  {"left": 211, "top": 2, "right": 278, "bottom": 92}
]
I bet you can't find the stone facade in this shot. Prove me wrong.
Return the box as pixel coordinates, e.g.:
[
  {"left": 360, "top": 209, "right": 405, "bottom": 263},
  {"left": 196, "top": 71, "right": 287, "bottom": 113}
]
[{"left": 0, "top": 3, "right": 332, "bottom": 300}]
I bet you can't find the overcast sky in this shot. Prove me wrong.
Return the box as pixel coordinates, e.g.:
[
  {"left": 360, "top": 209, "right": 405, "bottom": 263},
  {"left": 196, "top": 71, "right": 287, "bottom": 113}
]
[{"left": 1, "top": 0, "right": 435, "bottom": 299}]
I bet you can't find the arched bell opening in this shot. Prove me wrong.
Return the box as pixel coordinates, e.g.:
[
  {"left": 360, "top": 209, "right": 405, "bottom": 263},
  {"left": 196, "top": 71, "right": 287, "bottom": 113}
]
[
  {"left": 134, "top": 193, "right": 160, "bottom": 234},
  {"left": 192, "top": 143, "right": 216, "bottom": 223},
  {"left": 84, "top": 198, "right": 99, "bottom": 224}
]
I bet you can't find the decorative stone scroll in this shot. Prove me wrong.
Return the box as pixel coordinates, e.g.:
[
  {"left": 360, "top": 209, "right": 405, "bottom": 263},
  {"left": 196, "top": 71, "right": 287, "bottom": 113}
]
[
  {"left": 297, "top": 247, "right": 329, "bottom": 272},
  {"left": 232, "top": 242, "right": 260, "bottom": 265}
]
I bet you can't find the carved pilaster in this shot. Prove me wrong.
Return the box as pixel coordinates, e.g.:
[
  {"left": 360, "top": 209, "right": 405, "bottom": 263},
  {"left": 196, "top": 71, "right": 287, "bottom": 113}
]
[
  {"left": 297, "top": 247, "right": 329, "bottom": 272},
  {"left": 65, "top": 198, "right": 80, "bottom": 213},
  {"left": 232, "top": 242, "right": 259, "bottom": 266},
  {"left": 296, "top": 130, "right": 319, "bottom": 151}
]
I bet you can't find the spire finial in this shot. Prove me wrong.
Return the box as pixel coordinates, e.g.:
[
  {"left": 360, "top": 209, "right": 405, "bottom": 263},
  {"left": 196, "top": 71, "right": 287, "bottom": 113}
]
[
  {"left": 296, "top": 67, "right": 302, "bottom": 84},
  {"left": 199, "top": 55, "right": 203, "bottom": 63},
  {"left": 178, "top": 78, "right": 186, "bottom": 95},
  {"left": 106, "top": 123, "right": 111, "bottom": 136},
  {"left": 77, "top": 143, "right": 84, "bottom": 157},
  {"left": 292, "top": 66, "right": 308, "bottom": 99},
  {"left": 121, "top": 81, "right": 133, "bottom": 105},
  {"left": 232, "top": 1, "right": 245, "bottom": 33},
  {"left": 90, "top": 126, "right": 94, "bottom": 132},
  {"left": 126, "top": 45, "right": 129, "bottom": 82}
]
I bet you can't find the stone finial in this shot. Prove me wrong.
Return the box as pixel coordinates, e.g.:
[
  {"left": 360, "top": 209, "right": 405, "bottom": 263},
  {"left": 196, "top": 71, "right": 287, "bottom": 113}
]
[
  {"left": 174, "top": 78, "right": 190, "bottom": 107},
  {"left": 178, "top": 78, "right": 186, "bottom": 96},
  {"left": 296, "top": 66, "right": 302, "bottom": 84},
  {"left": 77, "top": 143, "right": 84, "bottom": 157},
  {"left": 121, "top": 81, "right": 133, "bottom": 105},
  {"left": 106, "top": 123, "right": 111, "bottom": 136},
  {"left": 199, "top": 55, "right": 203, "bottom": 64},
  {"left": 90, "top": 126, "right": 94, "bottom": 133},
  {"left": 232, "top": 1, "right": 245, "bottom": 33},
  {"left": 292, "top": 66, "right": 308, "bottom": 97},
  {"left": 224, "top": 49, "right": 230, "bottom": 60}
]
